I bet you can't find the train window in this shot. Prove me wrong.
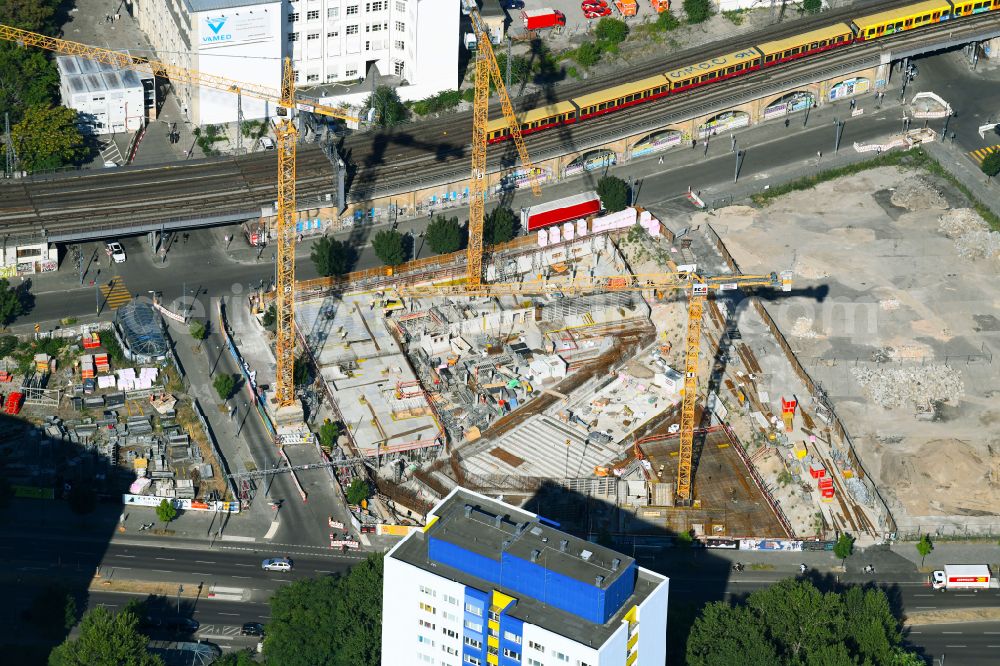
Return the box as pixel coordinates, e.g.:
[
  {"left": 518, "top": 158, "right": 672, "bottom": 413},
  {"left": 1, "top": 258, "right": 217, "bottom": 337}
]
[
  {"left": 923, "top": 13, "right": 930, "bottom": 20},
  {"left": 904, "top": 19, "right": 912, "bottom": 26}
]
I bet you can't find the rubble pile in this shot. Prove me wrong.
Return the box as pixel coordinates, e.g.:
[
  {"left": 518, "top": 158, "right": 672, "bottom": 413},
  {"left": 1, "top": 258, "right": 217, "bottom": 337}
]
[
  {"left": 938, "top": 208, "right": 987, "bottom": 239},
  {"left": 850, "top": 364, "right": 965, "bottom": 409},
  {"left": 791, "top": 316, "right": 820, "bottom": 339},
  {"left": 938, "top": 209, "right": 1000, "bottom": 260},
  {"left": 890, "top": 177, "right": 947, "bottom": 210}
]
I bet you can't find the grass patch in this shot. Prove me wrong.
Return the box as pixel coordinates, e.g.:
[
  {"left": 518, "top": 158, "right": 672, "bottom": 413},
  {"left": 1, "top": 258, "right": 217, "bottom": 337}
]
[
  {"left": 752, "top": 148, "right": 1000, "bottom": 231},
  {"left": 749, "top": 562, "right": 776, "bottom": 570}
]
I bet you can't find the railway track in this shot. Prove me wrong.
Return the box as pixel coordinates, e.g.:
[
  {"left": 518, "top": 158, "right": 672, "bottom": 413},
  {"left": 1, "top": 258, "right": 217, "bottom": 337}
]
[{"left": 1, "top": 5, "right": 996, "bottom": 239}]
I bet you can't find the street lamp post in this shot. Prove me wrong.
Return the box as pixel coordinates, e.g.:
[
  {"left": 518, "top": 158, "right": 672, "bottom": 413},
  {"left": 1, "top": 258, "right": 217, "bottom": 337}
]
[
  {"left": 176, "top": 584, "right": 183, "bottom": 614},
  {"left": 734, "top": 149, "right": 746, "bottom": 183}
]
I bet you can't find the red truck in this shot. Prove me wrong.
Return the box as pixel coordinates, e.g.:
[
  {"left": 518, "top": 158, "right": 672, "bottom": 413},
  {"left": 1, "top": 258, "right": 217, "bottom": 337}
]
[
  {"left": 522, "top": 8, "right": 566, "bottom": 30},
  {"left": 522, "top": 191, "right": 601, "bottom": 232}
]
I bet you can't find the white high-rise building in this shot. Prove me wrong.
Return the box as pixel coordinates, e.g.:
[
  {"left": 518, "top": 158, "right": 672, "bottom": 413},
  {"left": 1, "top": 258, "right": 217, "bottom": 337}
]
[
  {"left": 133, "top": 0, "right": 459, "bottom": 126},
  {"left": 382, "top": 488, "right": 669, "bottom": 666}
]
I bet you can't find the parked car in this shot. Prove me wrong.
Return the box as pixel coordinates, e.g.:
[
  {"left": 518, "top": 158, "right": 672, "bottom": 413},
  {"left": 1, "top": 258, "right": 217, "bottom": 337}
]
[
  {"left": 240, "top": 622, "right": 265, "bottom": 637},
  {"left": 164, "top": 617, "right": 200, "bottom": 633},
  {"left": 261, "top": 557, "right": 292, "bottom": 572},
  {"left": 106, "top": 241, "right": 126, "bottom": 264},
  {"left": 258, "top": 137, "right": 275, "bottom": 150}
]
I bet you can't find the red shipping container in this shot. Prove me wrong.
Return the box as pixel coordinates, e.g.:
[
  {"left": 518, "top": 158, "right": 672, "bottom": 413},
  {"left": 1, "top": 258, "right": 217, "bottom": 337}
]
[
  {"left": 818, "top": 478, "right": 834, "bottom": 489},
  {"left": 809, "top": 465, "right": 826, "bottom": 479}
]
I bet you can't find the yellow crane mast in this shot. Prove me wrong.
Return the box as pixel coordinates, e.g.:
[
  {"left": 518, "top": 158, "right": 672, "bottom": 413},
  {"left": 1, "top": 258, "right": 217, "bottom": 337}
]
[
  {"left": 0, "top": 24, "right": 357, "bottom": 408},
  {"left": 395, "top": 270, "right": 791, "bottom": 504},
  {"left": 467, "top": 8, "right": 540, "bottom": 288}
]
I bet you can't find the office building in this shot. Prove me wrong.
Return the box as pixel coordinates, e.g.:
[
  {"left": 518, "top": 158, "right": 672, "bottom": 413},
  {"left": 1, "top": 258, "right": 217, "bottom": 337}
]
[
  {"left": 133, "top": 0, "right": 459, "bottom": 125},
  {"left": 382, "top": 487, "right": 669, "bottom": 666}
]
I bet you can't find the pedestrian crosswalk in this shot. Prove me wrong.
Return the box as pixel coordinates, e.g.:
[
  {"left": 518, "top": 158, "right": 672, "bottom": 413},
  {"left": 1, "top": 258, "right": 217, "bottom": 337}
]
[
  {"left": 101, "top": 276, "right": 132, "bottom": 310},
  {"left": 968, "top": 144, "right": 1000, "bottom": 165}
]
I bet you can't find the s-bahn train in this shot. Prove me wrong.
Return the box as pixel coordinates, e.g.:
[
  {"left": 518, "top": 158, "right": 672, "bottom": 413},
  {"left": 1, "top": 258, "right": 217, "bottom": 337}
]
[{"left": 486, "top": 0, "right": 1000, "bottom": 143}]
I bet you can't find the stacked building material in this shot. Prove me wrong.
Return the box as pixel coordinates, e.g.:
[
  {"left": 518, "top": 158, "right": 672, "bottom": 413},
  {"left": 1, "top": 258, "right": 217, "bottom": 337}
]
[
  {"left": 34, "top": 353, "right": 50, "bottom": 373},
  {"left": 82, "top": 333, "right": 101, "bottom": 349},
  {"left": 94, "top": 353, "right": 110, "bottom": 374},
  {"left": 5, "top": 391, "right": 22, "bottom": 415},
  {"left": 81, "top": 355, "right": 95, "bottom": 379}
]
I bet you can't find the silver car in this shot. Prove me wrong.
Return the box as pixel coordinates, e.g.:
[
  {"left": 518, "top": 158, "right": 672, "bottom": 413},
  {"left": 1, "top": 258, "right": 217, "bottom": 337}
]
[{"left": 261, "top": 557, "right": 292, "bottom": 572}]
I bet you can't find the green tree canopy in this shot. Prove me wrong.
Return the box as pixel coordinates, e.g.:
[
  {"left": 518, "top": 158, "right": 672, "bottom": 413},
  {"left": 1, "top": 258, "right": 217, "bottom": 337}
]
[
  {"left": 155, "top": 498, "right": 177, "bottom": 525},
  {"left": 980, "top": 149, "right": 1000, "bottom": 178},
  {"left": 213, "top": 373, "right": 236, "bottom": 400},
  {"left": 214, "top": 650, "right": 257, "bottom": 666},
  {"left": 595, "top": 17, "right": 629, "bottom": 44},
  {"left": 493, "top": 53, "right": 532, "bottom": 88},
  {"left": 24, "top": 584, "right": 76, "bottom": 638},
  {"left": 833, "top": 533, "right": 855, "bottom": 563},
  {"left": 372, "top": 229, "right": 406, "bottom": 266},
  {"left": 683, "top": 0, "right": 713, "bottom": 23},
  {"left": 12, "top": 105, "right": 86, "bottom": 173},
  {"left": 0, "top": 278, "right": 26, "bottom": 326},
  {"left": 310, "top": 236, "right": 354, "bottom": 277},
  {"left": 188, "top": 320, "right": 207, "bottom": 340},
  {"left": 345, "top": 477, "right": 370, "bottom": 505},
  {"left": 802, "top": 0, "right": 823, "bottom": 13},
  {"left": 484, "top": 206, "right": 517, "bottom": 245},
  {"left": 916, "top": 534, "right": 933, "bottom": 566},
  {"left": 0, "top": 0, "right": 58, "bottom": 32},
  {"left": 262, "top": 304, "right": 277, "bottom": 328},
  {"left": 364, "top": 85, "right": 407, "bottom": 128},
  {"left": 687, "top": 578, "right": 915, "bottom": 665},
  {"left": 574, "top": 42, "right": 602, "bottom": 67},
  {"left": 49, "top": 606, "right": 163, "bottom": 666},
  {"left": 293, "top": 355, "right": 312, "bottom": 386},
  {"left": 318, "top": 420, "right": 340, "bottom": 449},
  {"left": 425, "top": 215, "right": 464, "bottom": 254},
  {"left": 264, "top": 554, "right": 383, "bottom": 666},
  {"left": 597, "top": 175, "right": 630, "bottom": 212}
]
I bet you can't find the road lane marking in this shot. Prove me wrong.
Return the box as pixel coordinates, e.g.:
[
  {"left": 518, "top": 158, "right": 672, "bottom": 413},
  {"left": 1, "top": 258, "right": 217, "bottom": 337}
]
[
  {"left": 942, "top": 632, "right": 963, "bottom": 635},
  {"left": 985, "top": 632, "right": 1000, "bottom": 635},
  {"left": 234, "top": 563, "right": 253, "bottom": 567},
  {"left": 192, "top": 573, "right": 210, "bottom": 577},
  {"left": 913, "top": 594, "right": 934, "bottom": 597},
  {"left": 155, "top": 557, "right": 175, "bottom": 561},
  {"left": 218, "top": 612, "right": 239, "bottom": 616},
  {"left": 232, "top": 576, "right": 251, "bottom": 579},
  {"left": 945, "top": 645, "right": 967, "bottom": 648},
  {"left": 151, "top": 569, "right": 172, "bottom": 573},
  {"left": 989, "top": 645, "right": 1000, "bottom": 648},
  {"left": 195, "top": 561, "right": 216, "bottom": 564},
  {"left": 916, "top": 606, "right": 937, "bottom": 609},
  {"left": 909, "top": 631, "right": 922, "bottom": 635},
  {"left": 114, "top": 555, "right": 136, "bottom": 558},
  {"left": 113, "top": 567, "right": 132, "bottom": 570}
]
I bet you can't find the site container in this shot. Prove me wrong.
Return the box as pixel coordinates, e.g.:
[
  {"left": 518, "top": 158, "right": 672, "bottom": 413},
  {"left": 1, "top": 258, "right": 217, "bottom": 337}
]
[{"left": 521, "top": 192, "right": 601, "bottom": 232}]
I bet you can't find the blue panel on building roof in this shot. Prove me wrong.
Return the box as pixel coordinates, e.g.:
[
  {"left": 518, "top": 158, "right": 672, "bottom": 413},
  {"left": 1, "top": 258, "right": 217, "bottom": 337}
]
[
  {"left": 429, "top": 536, "right": 502, "bottom": 583},
  {"left": 536, "top": 515, "right": 561, "bottom": 527}
]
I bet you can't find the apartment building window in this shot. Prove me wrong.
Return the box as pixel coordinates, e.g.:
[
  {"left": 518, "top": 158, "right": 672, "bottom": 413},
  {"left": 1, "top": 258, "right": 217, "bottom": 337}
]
[
  {"left": 442, "top": 627, "right": 458, "bottom": 638},
  {"left": 306, "top": 74, "right": 319, "bottom": 81},
  {"left": 293, "top": 70, "right": 300, "bottom": 82},
  {"left": 418, "top": 635, "right": 435, "bottom": 648},
  {"left": 528, "top": 641, "right": 545, "bottom": 653},
  {"left": 346, "top": 68, "right": 358, "bottom": 77},
  {"left": 553, "top": 652, "right": 569, "bottom": 662},
  {"left": 347, "top": 4, "right": 358, "bottom": 15},
  {"left": 443, "top": 645, "right": 459, "bottom": 656},
  {"left": 346, "top": 25, "right": 358, "bottom": 34},
  {"left": 420, "top": 602, "right": 436, "bottom": 614},
  {"left": 307, "top": 9, "right": 319, "bottom": 19},
  {"left": 465, "top": 603, "right": 482, "bottom": 617},
  {"left": 288, "top": 12, "right": 299, "bottom": 22},
  {"left": 464, "top": 637, "right": 482, "bottom": 650},
  {"left": 443, "top": 594, "right": 459, "bottom": 606},
  {"left": 503, "top": 648, "right": 520, "bottom": 660},
  {"left": 503, "top": 631, "right": 521, "bottom": 644},
  {"left": 441, "top": 611, "right": 458, "bottom": 623},
  {"left": 419, "top": 619, "right": 436, "bottom": 629},
  {"left": 464, "top": 620, "right": 482, "bottom": 633},
  {"left": 326, "top": 73, "right": 338, "bottom": 81},
  {"left": 487, "top": 610, "right": 499, "bottom": 622},
  {"left": 366, "top": 1, "right": 384, "bottom": 10},
  {"left": 394, "top": 40, "right": 404, "bottom": 50},
  {"left": 464, "top": 655, "right": 481, "bottom": 666},
  {"left": 418, "top": 654, "right": 434, "bottom": 664},
  {"left": 394, "top": 20, "right": 405, "bottom": 31},
  {"left": 396, "top": 0, "right": 406, "bottom": 10},
  {"left": 487, "top": 646, "right": 498, "bottom": 657},
  {"left": 365, "top": 41, "right": 371, "bottom": 51},
  {"left": 579, "top": 661, "right": 593, "bottom": 666},
  {"left": 328, "top": 7, "right": 339, "bottom": 18},
  {"left": 327, "top": 30, "right": 339, "bottom": 37},
  {"left": 393, "top": 60, "right": 404, "bottom": 76},
  {"left": 307, "top": 32, "right": 319, "bottom": 40},
  {"left": 528, "top": 660, "right": 543, "bottom": 666},
  {"left": 288, "top": 32, "right": 299, "bottom": 42}
]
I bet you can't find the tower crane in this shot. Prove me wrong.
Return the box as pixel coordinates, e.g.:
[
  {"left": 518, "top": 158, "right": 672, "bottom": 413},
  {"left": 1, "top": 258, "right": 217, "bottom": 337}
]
[
  {"left": 466, "top": 7, "right": 541, "bottom": 288},
  {"left": 0, "top": 24, "right": 357, "bottom": 408},
  {"left": 394, "top": 269, "right": 792, "bottom": 504}
]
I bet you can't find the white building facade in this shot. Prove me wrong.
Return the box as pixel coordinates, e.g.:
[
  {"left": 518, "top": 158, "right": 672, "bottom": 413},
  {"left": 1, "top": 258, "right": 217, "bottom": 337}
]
[
  {"left": 133, "top": 0, "right": 459, "bottom": 125},
  {"left": 382, "top": 488, "right": 669, "bottom": 666},
  {"left": 56, "top": 55, "right": 151, "bottom": 134}
]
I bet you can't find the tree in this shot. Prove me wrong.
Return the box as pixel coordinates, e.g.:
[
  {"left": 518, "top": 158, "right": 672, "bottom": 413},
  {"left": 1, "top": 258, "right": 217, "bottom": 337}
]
[
  {"left": 425, "top": 215, "right": 464, "bottom": 254},
  {"left": 484, "top": 206, "right": 517, "bottom": 245},
  {"left": 674, "top": 529, "right": 694, "bottom": 548},
  {"left": 188, "top": 320, "right": 207, "bottom": 340},
  {"left": 916, "top": 534, "right": 933, "bottom": 567},
  {"left": 0, "top": 278, "right": 26, "bottom": 326},
  {"left": 0, "top": 46, "right": 59, "bottom": 125},
  {"left": 686, "top": 578, "right": 917, "bottom": 665},
  {"left": 574, "top": 42, "right": 602, "bottom": 67},
  {"left": 12, "top": 105, "right": 86, "bottom": 173},
  {"left": 310, "top": 236, "right": 353, "bottom": 277},
  {"left": 67, "top": 484, "right": 96, "bottom": 515},
  {"left": 597, "top": 175, "right": 630, "bottom": 212},
  {"left": 213, "top": 650, "right": 257, "bottom": 666},
  {"left": 595, "top": 17, "right": 629, "bottom": 44},
  {"left": 656, "top": 10, "right": 681, "bottom": 31},
  {"left": 213, "top": 373, "right": 236, "bottom": 400},
  {"left": 319, "top": 420, "right": 340, "bottom": 449},
  {"left": 0, "top": 0, "right": 57, "bottom": 33},
  {"left": 23, "top": 584, "right": 76, "bottom": 638},
  {"left": 980, "top": 149, "right": 1000, "bottom": 179},
  {"left": 49, "top": 606, "right": 163, "bottom": 666},
  {"left": 156, "top": 498, "right": 177, "bottom": 526},
  {"left": 364, "top": 85, "right": 407, "bottom": 128},
  {"left": 345, "top": 477, "right": 369, "bottom": 506},
  {"left": 0, "top": 334, "right": 17, "bottom": 357},
  {"left": 493, "top": 53, "right": 531, "bottom": 88},
  {"left": 264, "top": 554, "right": 383, "bottom": 666},
  {"left": 833, "top": 533, "right": 855, "bottom": 565},
  {"left": 802, "top": 0, "right": 823, "bottom": 13},
  {"left": 262, "top": 304, "right": 277, "bottom": 328},
  {"left": 372, "top": 229, "right": 406, "bottom": 266},
  {"left": 293, "top": 355, "right": 312, "bottom": 386},
  {"left": 683, "top": 0, "right": 713, "bottom": 23}
]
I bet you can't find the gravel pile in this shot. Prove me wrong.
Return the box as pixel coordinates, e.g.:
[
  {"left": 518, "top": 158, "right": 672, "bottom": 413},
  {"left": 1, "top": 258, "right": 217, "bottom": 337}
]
[
  {"left": 851, "top": 364, "right": 965, "bottom": 409},
  {"left": 890, "top": 177, "right": 947, "bottom": 210},
  {"left": 938, "top": 209, "right": 999, "bottom": 260}
]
